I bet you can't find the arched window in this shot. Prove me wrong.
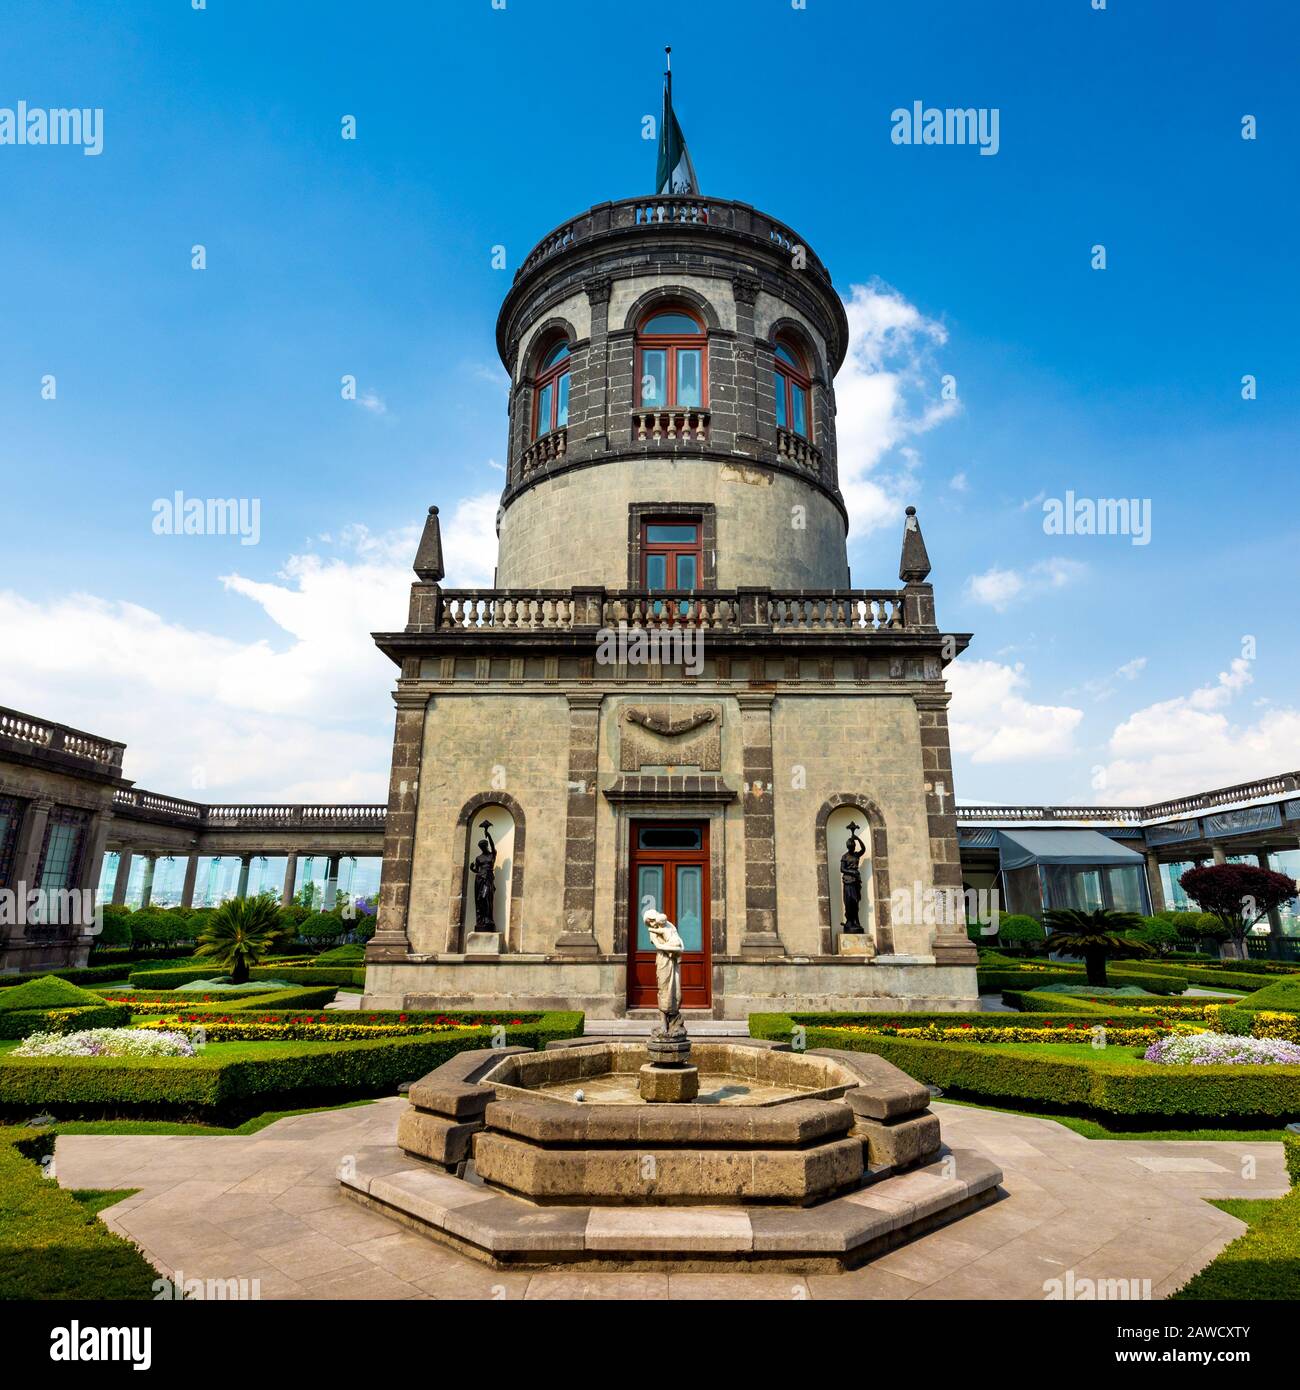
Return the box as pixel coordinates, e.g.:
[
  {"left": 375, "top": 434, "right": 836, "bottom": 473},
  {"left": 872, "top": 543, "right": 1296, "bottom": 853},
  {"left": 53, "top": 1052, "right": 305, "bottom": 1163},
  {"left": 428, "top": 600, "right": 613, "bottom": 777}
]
[
  {"left": 532, "top": 337, "right": 571, "bottom": 439},
  {"left": 773, "top": 335, "right": 811, "bottom": 439},
  {"left": 637, "top": 307, "right": 706, "bottom": 410}
]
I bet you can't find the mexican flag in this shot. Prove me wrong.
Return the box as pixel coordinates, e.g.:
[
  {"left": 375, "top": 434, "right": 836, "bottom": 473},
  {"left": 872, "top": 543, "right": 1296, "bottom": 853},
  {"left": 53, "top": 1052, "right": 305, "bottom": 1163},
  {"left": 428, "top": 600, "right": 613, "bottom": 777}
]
[{"left": 656, "top": 76, "right": 699, "bottom": 195}]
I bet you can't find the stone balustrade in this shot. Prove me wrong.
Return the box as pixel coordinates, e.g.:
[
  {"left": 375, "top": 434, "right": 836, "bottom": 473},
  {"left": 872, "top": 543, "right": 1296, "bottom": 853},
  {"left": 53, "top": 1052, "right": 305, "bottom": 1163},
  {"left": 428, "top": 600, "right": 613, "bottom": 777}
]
[
  {"left": 633, "top": 409, "right": 710, "bottom": 444},
  {"left": 776, "top": 427, "right": 822, "bottom": 475},
  {"left": 0, "top": 706, "right": 125, "bottom": 769},
  {"left": 510, "top": 197, "right": 833, "bottom": 289},
  {"left": 519, "top": 426, "right": 567, "bottom": 476},
  {"left": 430, "top": 587, "right": 919, "bottom": 635},
  {"left": 111, "top": 791, "right": 387, "bottom": 831}
]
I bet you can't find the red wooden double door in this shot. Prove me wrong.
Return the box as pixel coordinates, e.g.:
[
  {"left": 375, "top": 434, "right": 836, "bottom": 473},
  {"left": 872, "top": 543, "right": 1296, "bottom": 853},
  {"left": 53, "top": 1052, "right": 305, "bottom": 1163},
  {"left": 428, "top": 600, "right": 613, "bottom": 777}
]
[{"left": 627, "top": 820, "right": 710, "bottom": 1009}]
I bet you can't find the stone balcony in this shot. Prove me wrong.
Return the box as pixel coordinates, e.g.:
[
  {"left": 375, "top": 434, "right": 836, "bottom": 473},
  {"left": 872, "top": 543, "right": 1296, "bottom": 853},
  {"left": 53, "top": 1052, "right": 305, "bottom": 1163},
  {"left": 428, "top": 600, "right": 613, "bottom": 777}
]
[{"left": 0, "top": 705, "right": 125, "bottom": 774}]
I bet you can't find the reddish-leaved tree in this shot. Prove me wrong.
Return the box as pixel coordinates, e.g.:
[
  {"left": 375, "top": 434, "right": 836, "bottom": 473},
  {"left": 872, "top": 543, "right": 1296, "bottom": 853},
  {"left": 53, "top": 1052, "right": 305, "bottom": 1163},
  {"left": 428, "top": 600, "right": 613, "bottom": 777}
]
[{"left": 1178, "top": 863, "right": 1298, "bottom": 958}]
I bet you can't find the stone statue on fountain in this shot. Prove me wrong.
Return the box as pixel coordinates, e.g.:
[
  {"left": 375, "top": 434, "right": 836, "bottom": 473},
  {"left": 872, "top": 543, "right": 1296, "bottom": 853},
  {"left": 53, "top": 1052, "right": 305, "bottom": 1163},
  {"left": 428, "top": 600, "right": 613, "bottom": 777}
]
[{"left": 643, "top": 909, "right": 686, "bottom": 1039}]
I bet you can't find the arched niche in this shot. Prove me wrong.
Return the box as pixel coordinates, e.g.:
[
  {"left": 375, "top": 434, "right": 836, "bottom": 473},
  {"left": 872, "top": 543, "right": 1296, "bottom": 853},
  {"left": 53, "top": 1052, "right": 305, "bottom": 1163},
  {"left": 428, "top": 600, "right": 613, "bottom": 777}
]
[
  {"left": 826, "top": 805, "right": 874, "bottom": 947},
  {"left": 446, "top": 792, "right": 527, "bottom": 951}
]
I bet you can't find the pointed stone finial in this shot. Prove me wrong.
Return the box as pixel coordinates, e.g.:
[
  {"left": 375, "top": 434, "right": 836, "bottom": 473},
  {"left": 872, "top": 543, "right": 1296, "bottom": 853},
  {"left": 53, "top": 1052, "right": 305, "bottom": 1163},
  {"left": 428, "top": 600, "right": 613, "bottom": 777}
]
[
  {"left": 413, "top": 505, "right": 445, "bottom": 584},
  {"left": 899, "top": 505, "right": 931, "bottom": 583}
]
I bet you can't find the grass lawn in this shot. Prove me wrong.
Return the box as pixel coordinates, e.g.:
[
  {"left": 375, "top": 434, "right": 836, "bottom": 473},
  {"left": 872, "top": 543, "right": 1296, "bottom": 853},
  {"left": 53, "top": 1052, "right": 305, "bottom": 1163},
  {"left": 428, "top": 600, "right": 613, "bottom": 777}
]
[
  {"left": 70, "top": 1188, "right": 140, "bottom": 1217},
  {"left": 1172, "top": 1193, "right": 1300, "bottom": 1299}
]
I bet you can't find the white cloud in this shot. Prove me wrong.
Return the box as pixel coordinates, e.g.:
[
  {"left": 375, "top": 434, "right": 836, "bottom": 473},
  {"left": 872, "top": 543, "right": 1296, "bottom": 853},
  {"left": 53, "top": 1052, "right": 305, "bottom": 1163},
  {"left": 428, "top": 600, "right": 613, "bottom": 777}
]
[
  {"left": 0, "top": 496, "right": 502, "bottom": 800},
  {"left": 356, "top": 390, "right": 387, "bottom": 415},
  {"left": 1097, "top": 658, "right": 1300, "bottom": 802},
  {"left": 965, "top": 558, "right": 1086, "bottom": 611},
  {"left": 948, "top": 658, "right": 1084, "bottom": 764},
  {"left": 834, "top": 281, "right": 959, "bottom": 538},
  {"left": 949, "top": 471, "right": 969, "bottom": 493}
]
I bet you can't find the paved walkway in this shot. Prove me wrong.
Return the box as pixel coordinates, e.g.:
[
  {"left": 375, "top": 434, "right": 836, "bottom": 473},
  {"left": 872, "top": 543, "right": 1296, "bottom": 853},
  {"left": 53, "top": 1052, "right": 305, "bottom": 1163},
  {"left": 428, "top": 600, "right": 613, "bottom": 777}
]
[{"left": 52, "top": 1100, "right": 1288, "bottom": 1300}]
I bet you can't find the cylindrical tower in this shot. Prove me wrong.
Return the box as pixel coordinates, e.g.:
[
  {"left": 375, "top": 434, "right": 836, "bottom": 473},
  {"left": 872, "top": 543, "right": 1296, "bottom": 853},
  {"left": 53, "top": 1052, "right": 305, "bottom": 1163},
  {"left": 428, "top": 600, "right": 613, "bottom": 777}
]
[{"left": 493, "top": 197, "right": 852, "bottom": 591}]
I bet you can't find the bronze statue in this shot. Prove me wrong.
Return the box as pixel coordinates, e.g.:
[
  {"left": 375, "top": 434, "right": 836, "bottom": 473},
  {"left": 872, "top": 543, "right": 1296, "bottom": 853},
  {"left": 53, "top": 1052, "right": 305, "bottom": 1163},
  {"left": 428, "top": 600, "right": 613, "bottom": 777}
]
[
  {"left": 470, "top": 821, "right": 497, "bottom": 930},
  {"left": 840, "top": 820, "right": 867, "bottom": 933}
]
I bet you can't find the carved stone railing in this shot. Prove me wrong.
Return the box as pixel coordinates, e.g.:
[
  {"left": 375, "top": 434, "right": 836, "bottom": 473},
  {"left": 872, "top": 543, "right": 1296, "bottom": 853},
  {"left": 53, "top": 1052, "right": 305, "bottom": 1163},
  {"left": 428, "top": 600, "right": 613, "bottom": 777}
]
[
  {"left": 428, "top": 587, "right": 918, "bottom": 635},
  {"left": 113, "top": 788, "right": 204, "bottom": 821},
  {"left": 511, "top": 197, "right": 833, "bottom": 288},
  {"left": 0, "top": 706, "right": 125, "bottom": 770},
  {"left": 776, "top": 428, "right": 822, "bottom": 475},
  {"left": 111, "top": 790, "right": 387, "bottom": 832},
  {"left": 956, "top": 770, "right": 1300, "bottom": 828},
  {"left": 633, "top": 409, "right": 710, "bottom": 444},
  {"left": 520, "top": 427, "right": 568, "bottom": 475}
]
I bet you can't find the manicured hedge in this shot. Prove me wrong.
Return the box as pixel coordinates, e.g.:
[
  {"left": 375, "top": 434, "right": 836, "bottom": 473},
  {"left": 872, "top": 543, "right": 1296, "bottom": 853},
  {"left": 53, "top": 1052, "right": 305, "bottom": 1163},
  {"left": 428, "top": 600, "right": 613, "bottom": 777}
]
[
  {"left": 0, "top": 1125, "right": 158, "bottom": 1299},
  {"left": 158, "top": 986, "right": 342, "bottom": 1014},
  {"left": 748, "top": 1013, "right": 1300, "bottom": 1121},
  {"left": 1235, "top": 975, "right": 1300, "bottom": 1014},
  {"left": 248, "top": 965, "right": 366, "bottom": 987},
  {"left": 0, "top": 965, "right": 131, "bottom": 990},
  {"left": 0, "top": 1012, "right": 585, "bottom": 1121},
  {"left": 977, "top": 966, "right": 1188, "bottom": 996},
  {"left": 0, "top": 1004, "right": 131, "bottom": 1041}
]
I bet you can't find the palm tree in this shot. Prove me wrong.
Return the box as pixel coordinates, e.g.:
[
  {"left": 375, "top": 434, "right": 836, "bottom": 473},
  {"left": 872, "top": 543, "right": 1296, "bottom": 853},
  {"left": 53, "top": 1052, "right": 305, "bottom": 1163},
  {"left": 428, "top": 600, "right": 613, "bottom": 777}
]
[
  {"left": 196, "top": 895, "right": 284, "bottom": 984},
  {"left": 1042, "top": 907, "right": 1153, "bottom": 987}
]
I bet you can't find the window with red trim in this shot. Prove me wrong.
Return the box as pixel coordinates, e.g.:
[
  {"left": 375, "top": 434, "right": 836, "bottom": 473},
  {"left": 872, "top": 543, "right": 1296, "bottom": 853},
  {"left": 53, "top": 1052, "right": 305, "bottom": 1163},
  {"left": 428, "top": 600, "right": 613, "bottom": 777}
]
[
  {"left": 531, "top": 337, "right": 571, "bottom": 439},
  {"left": 640, "top": 518, "right": 702, "bottom": 591},
  {"left": 773, "top": 335, "right": 811, "bottom": 439},
  {"left": 636, "top": 308, "right": 707, "bottom": 410}
]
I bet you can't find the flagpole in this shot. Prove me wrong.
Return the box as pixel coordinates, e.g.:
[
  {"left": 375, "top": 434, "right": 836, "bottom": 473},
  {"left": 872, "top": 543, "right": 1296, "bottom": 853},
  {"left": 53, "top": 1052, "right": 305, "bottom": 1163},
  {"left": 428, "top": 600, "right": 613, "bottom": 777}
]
[{"left": 665, "top": 45, "right": 671, "bottom": 106}]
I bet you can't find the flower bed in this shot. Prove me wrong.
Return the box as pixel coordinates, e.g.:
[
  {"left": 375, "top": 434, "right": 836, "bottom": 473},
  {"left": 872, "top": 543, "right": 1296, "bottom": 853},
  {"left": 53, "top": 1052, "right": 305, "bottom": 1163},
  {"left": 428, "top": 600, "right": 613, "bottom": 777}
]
[
  {"left": 825, "top": 1022, "right": 1202, "bottom": 1046},
  {"left": 13, "top": 1027, "right": 196, "bottom": 1058},
  {"left": 1144, "top": 1032, "right": 1300, "bottom": 1066}
]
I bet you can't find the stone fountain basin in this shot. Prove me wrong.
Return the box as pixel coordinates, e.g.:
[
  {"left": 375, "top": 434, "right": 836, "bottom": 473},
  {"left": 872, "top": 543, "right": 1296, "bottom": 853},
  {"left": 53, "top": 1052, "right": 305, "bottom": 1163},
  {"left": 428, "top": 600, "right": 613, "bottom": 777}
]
[
  {"left": 342, "top": 1042, "right": 1005, "bottom": 1268},
  {"left": 481, "top": 1041, "right": 861, "bottom": 1109}
]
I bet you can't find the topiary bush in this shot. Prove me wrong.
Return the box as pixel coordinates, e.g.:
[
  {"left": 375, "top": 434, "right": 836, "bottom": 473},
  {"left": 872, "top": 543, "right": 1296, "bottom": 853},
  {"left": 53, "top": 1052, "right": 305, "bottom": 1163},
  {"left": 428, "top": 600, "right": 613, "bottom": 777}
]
[{"left": 997, "top": 914, "right": 1046, "bottom": 953}]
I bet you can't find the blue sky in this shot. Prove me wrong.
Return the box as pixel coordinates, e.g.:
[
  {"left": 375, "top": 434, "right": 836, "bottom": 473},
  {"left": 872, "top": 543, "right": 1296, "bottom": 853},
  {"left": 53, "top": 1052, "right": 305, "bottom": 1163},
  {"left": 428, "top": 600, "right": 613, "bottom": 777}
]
[{"left": 2, "top": 0, "right": 1298, "bottom": 806}]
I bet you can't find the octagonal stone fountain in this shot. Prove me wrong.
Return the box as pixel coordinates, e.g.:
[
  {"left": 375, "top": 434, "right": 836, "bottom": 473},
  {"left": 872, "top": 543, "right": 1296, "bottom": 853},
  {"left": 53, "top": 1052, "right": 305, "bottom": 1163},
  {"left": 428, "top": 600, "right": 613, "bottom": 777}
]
[{"left": 340, "top": 1037, "right": 1003, "bottom": 1271}]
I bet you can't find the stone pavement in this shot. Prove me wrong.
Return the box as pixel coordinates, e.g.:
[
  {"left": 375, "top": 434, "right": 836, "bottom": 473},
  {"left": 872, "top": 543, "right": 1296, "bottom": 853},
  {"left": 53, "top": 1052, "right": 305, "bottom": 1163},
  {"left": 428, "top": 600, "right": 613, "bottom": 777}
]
[{"left": 52, "top": 1099, "right": 1288, "bottom": 1300}]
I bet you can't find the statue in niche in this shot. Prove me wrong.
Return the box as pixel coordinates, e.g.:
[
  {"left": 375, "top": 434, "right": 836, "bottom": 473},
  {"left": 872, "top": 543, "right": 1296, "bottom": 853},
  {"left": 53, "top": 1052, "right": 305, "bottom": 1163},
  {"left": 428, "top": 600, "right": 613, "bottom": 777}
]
[
  {"left": 643, "top": 909, "right": 686, "bottom": 1037},
  {"left": 470, "top": 821, "right": 498, "bottom": 931},
  {"left": 840, "top": 821, "right": 867, "bottom": 933}
]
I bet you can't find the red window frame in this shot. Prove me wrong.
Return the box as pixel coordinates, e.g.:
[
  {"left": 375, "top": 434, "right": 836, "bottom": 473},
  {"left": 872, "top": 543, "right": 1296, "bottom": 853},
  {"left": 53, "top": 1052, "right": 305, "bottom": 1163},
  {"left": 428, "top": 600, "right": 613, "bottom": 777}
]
[
  {"left": 531, "top": 338, "right": 571, "bottom": 439},
  {"left": 640, "top": 517, "right": 703, "bottom": 590},
  {"left": 635, "top": 308, "right": 708, "bottom": 410},
  {"left": 773, "top": 335, "right": 812, "bottom": 439}
]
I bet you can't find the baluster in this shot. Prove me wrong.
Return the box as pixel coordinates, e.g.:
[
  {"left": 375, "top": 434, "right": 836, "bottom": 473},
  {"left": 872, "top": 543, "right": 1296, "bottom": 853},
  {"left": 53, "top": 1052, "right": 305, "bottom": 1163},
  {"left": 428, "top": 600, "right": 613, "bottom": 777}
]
[{"left": 651, "top": 412, "right": 662, "bottom": 441}]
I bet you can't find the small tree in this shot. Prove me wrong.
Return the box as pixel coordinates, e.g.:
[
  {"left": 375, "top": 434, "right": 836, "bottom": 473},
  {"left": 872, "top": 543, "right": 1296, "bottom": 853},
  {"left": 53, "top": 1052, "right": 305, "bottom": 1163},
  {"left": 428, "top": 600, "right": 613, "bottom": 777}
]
[
  {"left": 1042, "top": 907, "right": 1152, "bottom": 987},
  {"left": 997, "top": 914, "right": 1046, "bottom": 955},
  {"left": 196, "top": 895, "right": 285, "bottom": 984},
  {"left": 1179, "top": 864, "right": 1298, "bottom": 959},
  {"left": 1136, "top": 916, "right": 1180, "bottom": 956}
]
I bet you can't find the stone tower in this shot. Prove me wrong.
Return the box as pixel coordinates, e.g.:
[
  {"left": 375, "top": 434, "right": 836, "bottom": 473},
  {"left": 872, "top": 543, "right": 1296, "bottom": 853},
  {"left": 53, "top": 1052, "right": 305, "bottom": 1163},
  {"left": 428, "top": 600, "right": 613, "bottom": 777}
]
[{"left": 365, "top": 194, "right": 978, "bottom": 1018}]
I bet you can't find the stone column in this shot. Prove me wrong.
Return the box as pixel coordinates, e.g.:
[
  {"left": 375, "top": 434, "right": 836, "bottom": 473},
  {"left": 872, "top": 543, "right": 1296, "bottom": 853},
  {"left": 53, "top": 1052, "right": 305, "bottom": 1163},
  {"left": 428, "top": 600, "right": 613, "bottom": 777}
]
[
  {"left": 76, "top": 812, "right": 112, "bottom": 959},
  {"left": 1144, "top": 850, "right": 1166, "bottom": 913},
  {"left": 917, "top": 693, "right": 977, "bottom": 965},
  {"left": 324, "top": 854, "right": 341, "bottom": 911},
  {"left": 738, "top": 693, "right": 783, "bottom": 957},
  {"left": 731, "top": 275, "right": 760, "bottom": 453},
  {"left": 111, "top": 849, "right": 134, "bottom": 906},
  {"left": 280, "top": 851, "right": 298, "bottom": 906},
  {"left": 1255, "top": 851, "right": 1283, "bottom": 936},
  {"left": 139, "top": 855, "right": 156, "bottom": 909},
  {"left": 582, "top": 276, "right": 611, "bottom": 451},
  {"left": 1211, "top": 843, "right": 1227, "bottom": 865},
  {"left": 181, "top": 854, "right": 199, "bottom": 908},
  {"left": 369, "top": 687, "right": 427, "bottom": 961},
  {"left": 554, "top": 692, "right": 602, "bottom": 957},
  {"left": 236, "top": 854, "right": 252, "bottom": 899},
  {"left": 11, "top": 799, "right": 52, "bottom": 893}
]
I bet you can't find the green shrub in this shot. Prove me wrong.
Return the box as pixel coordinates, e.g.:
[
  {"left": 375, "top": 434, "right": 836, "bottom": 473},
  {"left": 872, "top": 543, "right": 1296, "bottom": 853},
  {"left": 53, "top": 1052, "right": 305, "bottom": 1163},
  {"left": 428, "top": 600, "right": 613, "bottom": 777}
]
[
  {"left": 127, "top": 964, "right": 229, "bottom": 989},
  {"left": 0, "top": 976, "right": 106, "bottom": 1013},
  {"left": 314, "top": 944, "right": 365, "bottom": 965},
  {"left": 0, "top": 1126, "right": 158, "bottom": 1299},
  {"left": 297, "top": 912, "right": 344, "bottom": 943},
  {"left": 167, "top": 986, "right": 340, "bottom": 1013},
  {"left": 997, "top": 915, "right": 1046, "bottom": 950},
  {"left": 1284, "top": 1134, "right": 1300, "bottom": 1187},
  {"left": 0, "top": 1004, "right": 131, "bottom": 1041},
  {"left": 95, "top": 906, "right": 133, "bottom": 948},
  {"left": 1196, "top": 912, "right": 1231, "bottom": 940},
  {"left": 1237, "top": 976, "right": 1300, "bottom": 1015},
  {"left": 747, "top": 1015, "right": 1300, "bottom": 1120},
  {"left": 0, "top": 1012, "right": 585, "bottom": 1121},
  {"left": 977, "top": 965, "right": 1187, "bottom": 996},
  {"left": 0, "top": 966, "right": 138, "bottom": 991},
  {"left": 248, "top": 965, "right": 365, "bottom": 987}
]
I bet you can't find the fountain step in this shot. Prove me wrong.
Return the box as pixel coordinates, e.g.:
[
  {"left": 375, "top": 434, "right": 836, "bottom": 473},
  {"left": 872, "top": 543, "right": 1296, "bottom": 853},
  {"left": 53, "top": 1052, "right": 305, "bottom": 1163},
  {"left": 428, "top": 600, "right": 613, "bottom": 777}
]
[{"left": 341, "top": 1145, "right": 1003, "bottom": 1272}]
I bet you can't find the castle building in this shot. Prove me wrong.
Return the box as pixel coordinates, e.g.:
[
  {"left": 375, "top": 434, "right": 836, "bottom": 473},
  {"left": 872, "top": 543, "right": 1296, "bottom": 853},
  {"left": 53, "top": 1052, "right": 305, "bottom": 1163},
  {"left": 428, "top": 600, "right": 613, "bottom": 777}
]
[{"left": 362, "top": 188, "right": 980, "bottom": 1018}]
